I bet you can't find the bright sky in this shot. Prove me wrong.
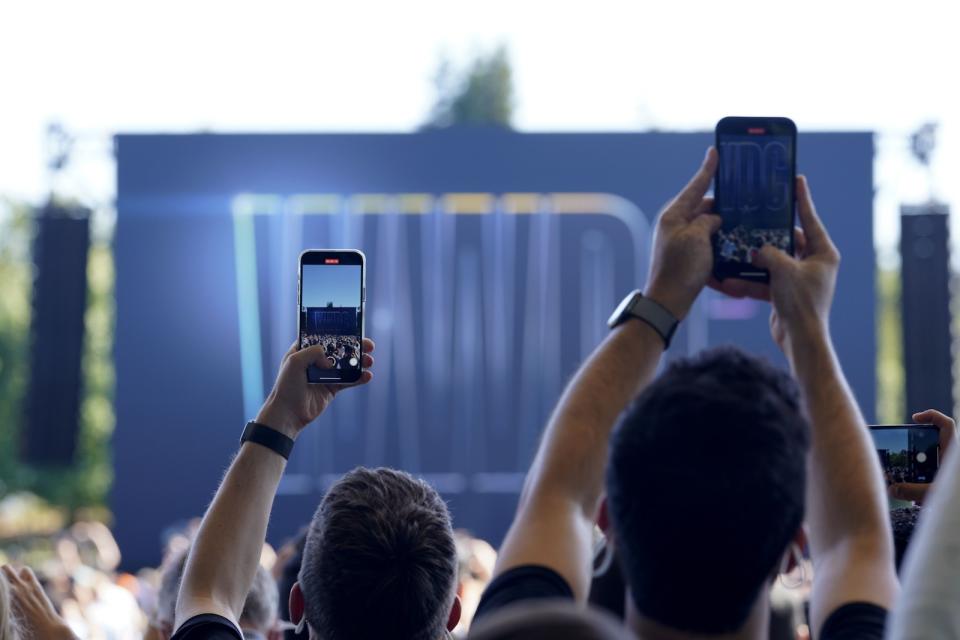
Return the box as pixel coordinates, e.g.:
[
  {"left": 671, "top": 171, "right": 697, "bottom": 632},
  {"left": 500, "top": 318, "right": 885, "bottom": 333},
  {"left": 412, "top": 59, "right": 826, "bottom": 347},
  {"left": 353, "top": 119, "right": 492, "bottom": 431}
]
[{"left": 2, "top": 0, "right": 957, "bottom": 265}]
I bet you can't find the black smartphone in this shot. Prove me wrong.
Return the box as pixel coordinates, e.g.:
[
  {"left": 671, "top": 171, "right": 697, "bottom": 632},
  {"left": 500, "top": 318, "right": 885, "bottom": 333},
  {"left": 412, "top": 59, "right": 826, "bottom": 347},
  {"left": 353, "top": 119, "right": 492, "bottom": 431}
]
[
  {"left": 868, "top": 425, "right": 940, "bottom": 485},
  {"left": 713, "top": 116, "right": 797, "bottom": 282},
  {"left": 298, "top": 250, "right": 365, "bottom": 384}
]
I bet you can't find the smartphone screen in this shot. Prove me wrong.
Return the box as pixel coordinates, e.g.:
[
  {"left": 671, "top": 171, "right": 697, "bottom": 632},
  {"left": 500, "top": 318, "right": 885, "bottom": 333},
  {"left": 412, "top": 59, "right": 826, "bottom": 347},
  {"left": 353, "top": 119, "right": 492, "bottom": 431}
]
[
  {"left": 713, "top": 116, "right": 797, "bottom": 282},
  {"left": 869, "top": 425, "right": 940, "bottom": 485},
  {"left": 298, "top": 250, "right": 365, "bottom": 384}
]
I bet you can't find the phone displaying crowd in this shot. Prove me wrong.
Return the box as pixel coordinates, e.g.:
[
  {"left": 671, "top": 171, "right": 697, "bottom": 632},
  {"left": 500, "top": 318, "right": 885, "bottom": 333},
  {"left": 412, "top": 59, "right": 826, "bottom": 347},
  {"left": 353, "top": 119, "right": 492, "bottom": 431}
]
[
  {"left": 298, "top": 250, "right": 365, "bottom": 384},
  {"left": 713, "top": 116, "right": 797, "bottom": 283}
]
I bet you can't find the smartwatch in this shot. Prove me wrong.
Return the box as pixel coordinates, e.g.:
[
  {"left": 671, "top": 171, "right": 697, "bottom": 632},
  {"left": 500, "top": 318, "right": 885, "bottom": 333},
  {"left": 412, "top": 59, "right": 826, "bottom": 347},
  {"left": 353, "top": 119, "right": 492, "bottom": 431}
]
[
  {"left": 240, "top": 421, "right": 295, "bottom": 460},
  {"left": 607, "top": 290, "right": 679, "bottom": 348}
]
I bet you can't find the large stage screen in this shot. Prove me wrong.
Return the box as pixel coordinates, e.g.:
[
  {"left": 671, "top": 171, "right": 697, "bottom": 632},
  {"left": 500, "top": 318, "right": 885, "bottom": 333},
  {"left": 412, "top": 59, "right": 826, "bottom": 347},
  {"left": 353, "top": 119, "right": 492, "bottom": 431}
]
[{"left": 114, "top": 130, "right": 875, "bottom": 569}]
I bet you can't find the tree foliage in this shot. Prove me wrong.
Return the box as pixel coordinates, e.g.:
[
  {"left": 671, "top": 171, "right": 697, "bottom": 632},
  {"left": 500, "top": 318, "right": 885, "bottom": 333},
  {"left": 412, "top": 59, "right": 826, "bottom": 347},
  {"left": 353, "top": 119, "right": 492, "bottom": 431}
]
[
  {"left": 0, "top": 199, "right": 114, "bottom": 518},
  {"left": 424, "top": 45, "right": 514, "bottom": 129}
]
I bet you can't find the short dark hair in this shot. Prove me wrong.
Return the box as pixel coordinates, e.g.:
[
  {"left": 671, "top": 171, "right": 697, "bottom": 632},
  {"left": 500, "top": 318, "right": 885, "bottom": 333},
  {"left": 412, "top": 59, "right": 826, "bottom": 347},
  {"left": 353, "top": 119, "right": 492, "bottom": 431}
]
[
  {"left": 299, "top": 467, "right": 457, "bottom": 640},
  {"left": 891, "top": 506, "right": 921, "bottom": 573},
  {"left": 606, "top": 346, "right": 810, "bottom": 633}
]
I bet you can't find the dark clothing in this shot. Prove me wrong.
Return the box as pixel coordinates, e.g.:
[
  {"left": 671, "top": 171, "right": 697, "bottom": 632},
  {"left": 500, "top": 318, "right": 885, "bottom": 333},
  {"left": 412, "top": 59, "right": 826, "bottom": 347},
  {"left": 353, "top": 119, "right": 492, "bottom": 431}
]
[
  {"left": 474, "top": 564, "right": 574, "bottom": 621},
  {"left": 170, "top": 614, "right": 243, "bottom": 640},
  {"left": 475, "top": 565, "right": 887, "bottom": 639}
]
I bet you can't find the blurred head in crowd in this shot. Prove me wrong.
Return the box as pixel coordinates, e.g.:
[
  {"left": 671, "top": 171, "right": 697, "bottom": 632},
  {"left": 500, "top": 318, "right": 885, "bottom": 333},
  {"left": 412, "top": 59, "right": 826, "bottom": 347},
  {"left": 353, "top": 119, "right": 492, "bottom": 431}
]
[
  {"left": 891, "top": 506, "right": 921, "bottom": 573},
  {"left": 467, "top": 601, "right": 634, "bottom": 639},
  {"left": 453, "top": 530, "right": 497, "bottom": 634},
  {"left": 606, "top": 346, "right": 810, "bottom": 634},
  {"left": 155, "top": 546, "right": 278, "bottom": 639},
  {"left": 294, "top": 467, "right": 459, "bottom": 640},
  {"left": 276, "top": 530, "right": 308, "bottom": 640}
]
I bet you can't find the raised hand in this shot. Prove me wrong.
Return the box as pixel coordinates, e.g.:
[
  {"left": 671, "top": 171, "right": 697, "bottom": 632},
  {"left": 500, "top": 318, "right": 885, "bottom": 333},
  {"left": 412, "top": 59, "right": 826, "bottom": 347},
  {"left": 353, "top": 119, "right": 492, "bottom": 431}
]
[
  {"left": 645, "top": 147, "right": 722, "bottom": 320},
  {"left": 1, "top": 565, "right": 77, "bottom": 640},
  {"left": 255, "top": 338, "right": 375, "bottom": 438}
]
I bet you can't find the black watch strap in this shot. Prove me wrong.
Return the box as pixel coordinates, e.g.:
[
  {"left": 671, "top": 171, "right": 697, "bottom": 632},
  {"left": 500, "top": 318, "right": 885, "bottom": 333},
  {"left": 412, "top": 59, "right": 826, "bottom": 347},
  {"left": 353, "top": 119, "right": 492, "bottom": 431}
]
[{"left": 240, "top": 421, "right": 295, "bottom": 460}]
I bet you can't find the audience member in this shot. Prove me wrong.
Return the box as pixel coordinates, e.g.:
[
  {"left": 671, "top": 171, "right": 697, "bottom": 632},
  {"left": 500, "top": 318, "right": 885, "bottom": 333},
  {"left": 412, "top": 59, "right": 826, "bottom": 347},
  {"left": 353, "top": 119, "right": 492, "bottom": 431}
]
[
  {"left": 153, "top": 547, "right": 279, "bottom": 639},
  {"left": 887, "top": 433, "right": 960, "bottom": 637},
  {"left": 273, "top": 531, "right": 308, "bottom": 640},
  {"left": 170, "top": 337, "right": 464, "bottom": 640},
  {"left": 453, "top": 530, "right": 497, "bottom": 636},
  {"left": 1, "top": 565, "right": 76, "bottom": 640},
  {"left": 474, "top": 151, "right": 898, "bottom": 638}
]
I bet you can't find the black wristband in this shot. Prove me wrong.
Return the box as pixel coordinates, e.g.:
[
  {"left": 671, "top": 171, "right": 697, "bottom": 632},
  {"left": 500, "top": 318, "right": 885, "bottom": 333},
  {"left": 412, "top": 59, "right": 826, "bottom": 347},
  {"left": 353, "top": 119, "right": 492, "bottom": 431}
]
[{"left": 240, "top": 421, "right": 295, "bottom": 460}]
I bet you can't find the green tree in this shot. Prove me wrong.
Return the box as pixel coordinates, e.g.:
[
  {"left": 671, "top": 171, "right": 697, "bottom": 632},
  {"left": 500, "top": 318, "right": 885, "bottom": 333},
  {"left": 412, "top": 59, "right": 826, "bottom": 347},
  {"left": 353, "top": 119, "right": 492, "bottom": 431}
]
[
  {"left": 0, "top": 198, "right": 114, "bottom": 519},
  {"left": 424, "top": 45, "right": 514, "bottom": 129}
]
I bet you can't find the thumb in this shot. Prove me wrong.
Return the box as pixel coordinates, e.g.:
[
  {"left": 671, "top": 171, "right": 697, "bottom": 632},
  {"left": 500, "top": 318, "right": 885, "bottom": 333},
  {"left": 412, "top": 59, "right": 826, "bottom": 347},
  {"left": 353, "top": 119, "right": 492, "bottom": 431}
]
[{"left": 752, "top": 245, "right": 792, "bottom": 274}]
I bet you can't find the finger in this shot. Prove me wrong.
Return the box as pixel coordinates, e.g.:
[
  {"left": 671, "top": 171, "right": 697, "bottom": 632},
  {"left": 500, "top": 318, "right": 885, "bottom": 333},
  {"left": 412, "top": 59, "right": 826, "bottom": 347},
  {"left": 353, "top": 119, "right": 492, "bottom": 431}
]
[
  {"left": 795, "top": 176, "right": 834, "bottom": 256},
  {"left": 793, "top": 227, "right": 807, "bottom": 258},
  {"left": 1, "top": 565, "right": 18, "bottom": 584},
  {"left": 361, "top": 353, "right": 374, "bottom": 368},
  {"left": 670, "top": 147, "right": 718, "bottom": 219},
  {"left": 695, "top": 196, "right": 715, "bottom": 214},
  {"left": 912, "top": 409, "right": 954, "bottom": 428},
  {"left": 361, "top": 337, "right": 375, "bottom": 354},
  {"left": 752, "top": 245, "right": 793, "bottom": 275},
  {"left": 293, "top": 344, "right": 335, "bottom": 369},
  {"left": 337, "top": 370, "right": 374, "bottom": 391},
  {"left": 283, "top": 340, "right": 298, "bottom": 360}
]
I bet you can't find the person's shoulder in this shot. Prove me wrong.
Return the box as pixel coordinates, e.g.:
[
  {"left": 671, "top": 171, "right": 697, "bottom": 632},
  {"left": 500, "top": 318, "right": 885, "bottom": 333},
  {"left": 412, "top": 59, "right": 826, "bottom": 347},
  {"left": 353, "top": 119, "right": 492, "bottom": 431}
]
[
  {"left": 474, "top": 564, "right": 574, "bottom": 623},
  {"left": 820, "top": 602, "right": 888, "bottom": 640},
  {"left": 171, "top": 614, "right": 243, "bottom": 640}
]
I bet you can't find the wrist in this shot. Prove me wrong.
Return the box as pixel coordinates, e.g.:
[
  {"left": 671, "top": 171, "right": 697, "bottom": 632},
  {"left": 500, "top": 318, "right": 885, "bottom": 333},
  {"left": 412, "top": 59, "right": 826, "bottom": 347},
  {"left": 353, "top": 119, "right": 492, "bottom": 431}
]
[
  {"left": 643, "top": 283, "right": 688, "bottom": 321},
  {"left": 254, "top": 399, "right": 301, "bottom": 440}
]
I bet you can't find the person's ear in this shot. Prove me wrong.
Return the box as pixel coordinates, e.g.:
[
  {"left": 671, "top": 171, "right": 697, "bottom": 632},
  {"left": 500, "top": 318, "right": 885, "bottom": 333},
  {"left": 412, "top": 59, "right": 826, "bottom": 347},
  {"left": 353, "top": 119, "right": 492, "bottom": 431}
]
[
  {"left": 784, "top": 526, "right": 808, "bottom": 574},
  {"left": 596, "top": 495, "right": 610, "bottom": 533},
  {"left": 446, "top": 595, "right": 462, "bottom": 631},
  {"left": 289, "top": 581, "right": 306, "bottom": 630}
]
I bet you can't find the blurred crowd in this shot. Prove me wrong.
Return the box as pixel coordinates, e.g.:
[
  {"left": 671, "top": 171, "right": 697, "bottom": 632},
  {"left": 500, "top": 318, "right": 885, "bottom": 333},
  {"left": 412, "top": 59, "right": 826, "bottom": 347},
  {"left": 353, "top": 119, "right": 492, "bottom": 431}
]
[
  {"left": 716, "top": 225, "right": 791, "bottom": 263},
  {"left": 298, "top": 334, "right": 361, "bottom": 369},
  {"left": 0, "top": 505, "right": 497, "bottom": 640}
]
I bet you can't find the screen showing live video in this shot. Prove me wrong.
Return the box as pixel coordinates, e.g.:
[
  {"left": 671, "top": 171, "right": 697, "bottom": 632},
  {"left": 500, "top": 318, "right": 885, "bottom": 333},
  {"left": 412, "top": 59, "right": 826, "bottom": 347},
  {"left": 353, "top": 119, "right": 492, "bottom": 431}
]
[
  {"left": 715, "top": 135, "right": 793, "bottom": 265},
  {"left": 871, "top": 427, "right": 939, "bottom": 485},
  {"left": 300, "top": 261, "right": 363, "bottom": 383}
]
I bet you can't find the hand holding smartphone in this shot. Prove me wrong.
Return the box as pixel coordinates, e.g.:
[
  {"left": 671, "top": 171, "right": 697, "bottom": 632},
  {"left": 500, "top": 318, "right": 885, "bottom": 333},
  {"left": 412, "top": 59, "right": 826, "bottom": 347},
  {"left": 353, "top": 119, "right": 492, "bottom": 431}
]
[
  {"left": 713, "top": 116, "right": 797, "bottom": 283},
  {"left": 868, "top": 424, "right": 940, "bottom": 487},
  {"left": 298, "top": 250, "right": 366, "bottom": 384}
]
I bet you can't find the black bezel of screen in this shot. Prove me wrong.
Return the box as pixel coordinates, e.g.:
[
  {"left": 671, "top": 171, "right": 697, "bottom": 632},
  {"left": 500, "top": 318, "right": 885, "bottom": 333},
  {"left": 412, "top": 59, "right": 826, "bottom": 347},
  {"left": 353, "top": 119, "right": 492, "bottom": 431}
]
[
  {"left": 868, "top": 424, "right": 941, "bottom": 480},
  {"left": 713, "top": 116, "right": 797, "bottom": 283},
  {"left": 297, "top": 249, "right": 365, "bottom": 384}
]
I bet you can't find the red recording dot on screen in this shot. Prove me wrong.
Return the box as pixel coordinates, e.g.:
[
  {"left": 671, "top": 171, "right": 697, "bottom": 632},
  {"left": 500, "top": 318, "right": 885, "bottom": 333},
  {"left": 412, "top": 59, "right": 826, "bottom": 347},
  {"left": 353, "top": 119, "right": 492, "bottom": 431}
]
[
  {"left": 747, "top": 127, "right": 766, "bottom": 135},
  {"left": 324, "top": 258, "right": 340, "bottom": 264}
]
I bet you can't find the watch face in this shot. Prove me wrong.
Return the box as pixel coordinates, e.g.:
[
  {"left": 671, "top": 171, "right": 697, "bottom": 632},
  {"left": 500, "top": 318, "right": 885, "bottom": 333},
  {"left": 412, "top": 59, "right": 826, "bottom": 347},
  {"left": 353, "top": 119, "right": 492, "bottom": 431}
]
[{"left": 608, "top": 291, "right": 641, "bottom": 327}]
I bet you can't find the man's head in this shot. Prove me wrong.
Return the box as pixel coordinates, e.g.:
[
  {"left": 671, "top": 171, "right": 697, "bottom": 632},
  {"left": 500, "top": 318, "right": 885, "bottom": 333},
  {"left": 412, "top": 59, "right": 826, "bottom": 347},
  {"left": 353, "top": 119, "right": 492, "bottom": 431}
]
[
  {"left": 156, "top": 546, "right": 278, "bottom": 638},
  {"left": 606, "top": 346, "right": 810, "bottom": 634},
  {"left": 294, "top": 467, "right": 459, "bottom": 640}
]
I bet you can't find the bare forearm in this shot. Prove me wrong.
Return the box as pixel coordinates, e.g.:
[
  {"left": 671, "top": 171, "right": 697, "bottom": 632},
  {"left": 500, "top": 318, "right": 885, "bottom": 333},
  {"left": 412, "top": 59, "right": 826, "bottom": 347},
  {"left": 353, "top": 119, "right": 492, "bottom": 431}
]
[
  {"left": 176, "top": 442, "right": 286, "bottom": 626},
  {"left": 786, "top": 327, "right": 890, "bottom": 555},
  {"left": 523, "top": 318, "right": 664, "bottom": 516}
]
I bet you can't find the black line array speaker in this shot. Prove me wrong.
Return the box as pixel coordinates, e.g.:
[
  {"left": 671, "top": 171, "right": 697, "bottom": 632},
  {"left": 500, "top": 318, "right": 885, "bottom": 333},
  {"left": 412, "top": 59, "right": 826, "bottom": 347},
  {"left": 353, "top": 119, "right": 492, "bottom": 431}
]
[
  {"left": 900, "top": 204, "right": 954, "bottom": 421},
  {"left": 22, "top": 205, "right": 91, "bottom": 465}
]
